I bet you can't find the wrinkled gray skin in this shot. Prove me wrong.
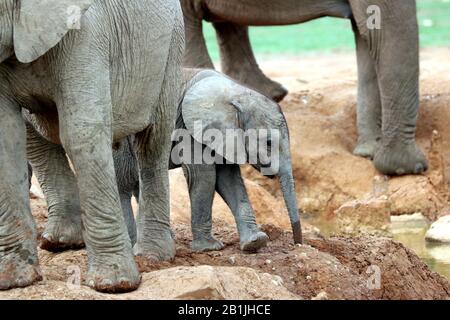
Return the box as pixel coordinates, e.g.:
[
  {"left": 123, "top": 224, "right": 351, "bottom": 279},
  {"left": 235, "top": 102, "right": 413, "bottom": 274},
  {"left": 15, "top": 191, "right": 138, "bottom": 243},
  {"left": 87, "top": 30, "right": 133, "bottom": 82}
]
[
  {"left": 29, "top": 69, "right": 302, "bottom": 253},
  {"left": 181, "top": 0, "right": 428, "bottom": 176},
  {"left": 0, "top": 0, "right": 184, "bottom": 293}
]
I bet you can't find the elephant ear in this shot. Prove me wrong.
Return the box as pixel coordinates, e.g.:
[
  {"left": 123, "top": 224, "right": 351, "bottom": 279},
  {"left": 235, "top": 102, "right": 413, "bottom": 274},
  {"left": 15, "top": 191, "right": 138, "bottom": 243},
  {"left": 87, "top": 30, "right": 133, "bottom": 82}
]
[
  {"left": 14, "top": 0, "right": 94, "bottom": 63},
  {"left": 182, "top": 74, "right": 247, "bottom": 164}
]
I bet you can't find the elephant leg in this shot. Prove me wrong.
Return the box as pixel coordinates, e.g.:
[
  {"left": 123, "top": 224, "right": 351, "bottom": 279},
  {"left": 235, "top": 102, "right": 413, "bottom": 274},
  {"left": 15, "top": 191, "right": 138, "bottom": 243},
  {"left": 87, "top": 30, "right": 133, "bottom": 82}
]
[
  {"left": 26, "top": 123, "right": 84, "bottom": 251},
  {"left": 352, "top": 21, "right": 382, "bottom": 159},
  {"left": 0, "top": 97, "right": 42, "bottom": 290},
  {"left": 213, "top": 22, "right": 288, "bottom": 102},
  {"left": 114, "top": 138, "right": 139, "bottom": 246},
  {"left": 216, "top": 165, "right": 268, "bottom": 252},
  {"left": 350, "top": 0, "right": 428, "bottom": 175},
  {"left": 57, "top": 69, "right": 139, "bottom": 293},
  {"left": 119, "top": 191, "right": 137, "bottom": 247},
  {"left": 182, "top": 164, "right": 224, "bottom": 252},
  {"left": 133, "top": 127, "right": 175, "bottom": 261},
  {"left": 181, "top": 0, "right": 215, "bottom": 69},
  {"left": 132, "top": 39, "right": 181, "bottom": 262},
  {"left": 27, "top": 163, "right": 33, "bottom": 189}
]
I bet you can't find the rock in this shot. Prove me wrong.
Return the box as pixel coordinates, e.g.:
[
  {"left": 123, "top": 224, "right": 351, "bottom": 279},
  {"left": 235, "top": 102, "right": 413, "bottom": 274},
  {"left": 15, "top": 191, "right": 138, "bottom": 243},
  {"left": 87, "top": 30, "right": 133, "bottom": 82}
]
[
  {"left": 426, "top": 215, "right": 450, "bottom": 243},
  {"left": 0, "top": 281, "right": 114, "bottom": 300},
  {"left": 333, "top": 196, "right": 391, "bottom": 236},
  {"left": 129, "top": 266, "right": 300, "bottom": 300},
  {"left": 389, "top": 176, "right": 444, "bottom": 221},
  {"left": 0, "top": 266, "right": 300, "bottom": 300}
]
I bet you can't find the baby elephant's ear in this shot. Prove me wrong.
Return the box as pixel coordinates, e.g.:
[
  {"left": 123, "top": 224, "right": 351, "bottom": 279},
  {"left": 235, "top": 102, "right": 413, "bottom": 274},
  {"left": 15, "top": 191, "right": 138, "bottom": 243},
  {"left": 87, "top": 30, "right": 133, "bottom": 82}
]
[
  {"left": 14, "top": 0, "right": 94, "bottom": 63},
  {"left": 182, "top": 75, "right": 246, "bottom": 163}
]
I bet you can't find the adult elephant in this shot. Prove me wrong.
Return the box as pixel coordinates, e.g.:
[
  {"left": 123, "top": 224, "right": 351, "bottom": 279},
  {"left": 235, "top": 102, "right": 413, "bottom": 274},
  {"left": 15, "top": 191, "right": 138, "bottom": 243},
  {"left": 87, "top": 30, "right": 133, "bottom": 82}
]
[
  {"left": 0, "top": 0, "right": 184, "bottom": 293},
  {"left": 181, "top": 0, "right": 428, "bottom": 176}
]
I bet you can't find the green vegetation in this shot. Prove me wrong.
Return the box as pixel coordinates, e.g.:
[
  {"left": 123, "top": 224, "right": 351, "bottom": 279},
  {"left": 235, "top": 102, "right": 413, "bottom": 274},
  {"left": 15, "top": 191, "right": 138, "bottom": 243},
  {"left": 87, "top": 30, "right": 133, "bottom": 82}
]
[{"left": 203, "top": 0, "right": 450, "bottom": 61}]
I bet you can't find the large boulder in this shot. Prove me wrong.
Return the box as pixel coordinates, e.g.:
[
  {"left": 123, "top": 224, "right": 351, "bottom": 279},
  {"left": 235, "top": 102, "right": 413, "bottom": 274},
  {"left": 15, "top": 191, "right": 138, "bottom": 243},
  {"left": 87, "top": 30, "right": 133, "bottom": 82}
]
[{"left": 426, "top": 215, "right": 450, "bottom": 243}]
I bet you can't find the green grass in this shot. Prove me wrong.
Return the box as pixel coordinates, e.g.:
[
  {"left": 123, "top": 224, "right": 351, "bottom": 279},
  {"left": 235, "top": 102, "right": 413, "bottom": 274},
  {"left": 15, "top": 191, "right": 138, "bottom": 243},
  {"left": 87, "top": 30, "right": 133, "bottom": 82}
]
[{"left": 203, "top": 0, "right": 450, "bottom": 61}]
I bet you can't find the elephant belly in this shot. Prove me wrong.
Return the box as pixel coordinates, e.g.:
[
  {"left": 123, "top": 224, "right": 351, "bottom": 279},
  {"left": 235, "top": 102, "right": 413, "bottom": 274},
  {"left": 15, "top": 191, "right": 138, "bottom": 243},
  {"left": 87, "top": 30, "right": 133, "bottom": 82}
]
[
  {"left": 23, "top": 111, "right": 61, "bottom": 145},
  {"left": 205, "top": 0, "right": 352, "bottom": 25},
  {"left": 104, "top": 0, "right": 179, "bottom": 141},
  {"left": 110, "top": 75, "right": 166, "bottom": 142},
  {"left": 108, "top": 30, "right": 171, "bottom": 141}
]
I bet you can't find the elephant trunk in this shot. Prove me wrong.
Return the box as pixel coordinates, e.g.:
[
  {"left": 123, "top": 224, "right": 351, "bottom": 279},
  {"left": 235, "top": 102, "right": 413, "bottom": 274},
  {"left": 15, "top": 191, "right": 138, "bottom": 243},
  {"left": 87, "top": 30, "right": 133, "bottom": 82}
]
[{"left": 278, "top": 146, "right": 302, "bottom": 244}]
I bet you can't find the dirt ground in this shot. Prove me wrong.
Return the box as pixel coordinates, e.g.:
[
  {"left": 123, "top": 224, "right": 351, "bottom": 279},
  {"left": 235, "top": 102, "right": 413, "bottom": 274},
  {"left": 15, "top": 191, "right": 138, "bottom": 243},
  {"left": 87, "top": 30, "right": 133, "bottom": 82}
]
[
  {"left": 1, "top": 196, "right": 447, "bottom": 300},
  {"left": 2, "top": 48, "right": 450, "bottom": 300}
]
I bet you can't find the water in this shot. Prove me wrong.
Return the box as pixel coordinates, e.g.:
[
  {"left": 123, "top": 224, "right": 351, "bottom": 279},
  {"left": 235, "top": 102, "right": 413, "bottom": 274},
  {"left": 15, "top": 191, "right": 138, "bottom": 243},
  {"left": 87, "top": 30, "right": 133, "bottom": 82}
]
[
  {"left": 391, "top": 219, "right": 450, "bottom": 281},
  {"left": 305, "top": 214, "right": 450, "bottom": 281}
]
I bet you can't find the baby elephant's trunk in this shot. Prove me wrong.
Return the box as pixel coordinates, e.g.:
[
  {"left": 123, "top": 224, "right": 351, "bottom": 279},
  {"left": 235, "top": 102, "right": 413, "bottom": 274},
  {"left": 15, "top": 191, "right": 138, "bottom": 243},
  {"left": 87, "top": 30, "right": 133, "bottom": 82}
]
[{"left": 278, "top": 153, "right": 303, "bottom": 244}]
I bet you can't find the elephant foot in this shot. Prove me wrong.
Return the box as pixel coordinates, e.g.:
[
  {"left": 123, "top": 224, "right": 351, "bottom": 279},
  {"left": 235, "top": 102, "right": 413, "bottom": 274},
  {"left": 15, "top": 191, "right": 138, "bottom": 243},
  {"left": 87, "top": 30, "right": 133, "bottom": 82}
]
[
  {"left": 353, "top": 138, "right": 379, "bottom": 160},
  {"left": 134, "top": 229, "right": 176, "bottom": 262},
  {"left": 374, "top": 140, "right": 428, "bottom": 176},
  {"left": 0, "top": 250, "right": 43, "bottom": 290},
  {"left": 86, "top": 251, "right": 141, "bottom": 293},
  {"left": 259, "top": 80, "right": 288, "bottom": 103},
  {"left": 40, "top": 216, "right": 85, "bottom": 252},
  {"left": 191, "top": 236, "right": 224, "bottom": 252},
  {"left": 240, "top": 231, "right": 269, "bottom": 253},
  {"left": 228, "top": 70, "right": 288, "bottom": 102}
]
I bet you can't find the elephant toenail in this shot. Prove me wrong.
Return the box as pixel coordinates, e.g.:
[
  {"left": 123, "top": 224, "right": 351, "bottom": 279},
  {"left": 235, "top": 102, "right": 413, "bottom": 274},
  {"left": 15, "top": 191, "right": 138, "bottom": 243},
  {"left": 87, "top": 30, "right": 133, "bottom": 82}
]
[
  {"left": 415, "top": 163, "right": 424, "bottom": 173},
  {"left": 42, "top": 233, "right": 52, "bottom": 241},
  {"left": 145, "top": 254, "right": 159, "bottom": 263},
  {"left": 101, "top": 279, "right": 113, "bottom": 286},
  {"left": 396, "top": 168, "right": 405, "bottom": 175}
]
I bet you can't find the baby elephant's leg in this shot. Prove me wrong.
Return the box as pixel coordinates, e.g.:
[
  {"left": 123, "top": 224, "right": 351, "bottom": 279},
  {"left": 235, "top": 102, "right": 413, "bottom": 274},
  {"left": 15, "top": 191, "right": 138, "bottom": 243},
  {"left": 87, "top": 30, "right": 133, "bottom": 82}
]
[
  {"left": 119, "top": 191, "right": 137, "bottom": 247},
  {"left": 113, "top": 138, "right": 139, "bottom": 246},
  {"left": 216, "top": 164, "right": 268, "bottom": 252},
  {"left": 183, "top": 164, "right": 224, "bottom": 252}
]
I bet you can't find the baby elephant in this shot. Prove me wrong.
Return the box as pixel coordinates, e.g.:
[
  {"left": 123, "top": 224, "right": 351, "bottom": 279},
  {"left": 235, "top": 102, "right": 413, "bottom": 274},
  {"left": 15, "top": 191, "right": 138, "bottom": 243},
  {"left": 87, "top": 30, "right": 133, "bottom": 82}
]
[
  {"left": 29, "top": 69, "right": 302, "bottom": 253},
  {"left": 121, "top": 69, "right": 302, "bottom": 252}
]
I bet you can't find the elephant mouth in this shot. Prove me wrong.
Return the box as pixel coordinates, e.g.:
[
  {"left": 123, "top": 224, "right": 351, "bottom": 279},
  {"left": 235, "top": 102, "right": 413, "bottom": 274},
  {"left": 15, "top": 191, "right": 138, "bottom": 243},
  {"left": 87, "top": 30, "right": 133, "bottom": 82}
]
[{"left": 251, "top": 164, "right": 277, "bottom": 179}]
